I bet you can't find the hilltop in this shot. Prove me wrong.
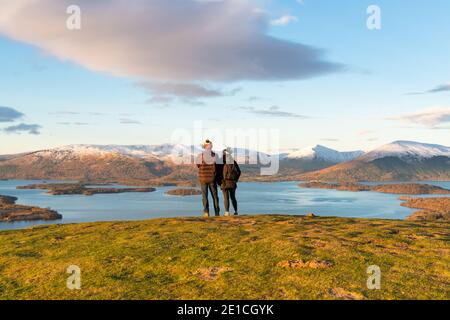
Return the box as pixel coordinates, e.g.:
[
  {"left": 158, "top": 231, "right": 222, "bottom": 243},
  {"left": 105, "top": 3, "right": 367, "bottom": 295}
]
[{"left": 0, "top": 215, "right": 448, "bottom": 300}]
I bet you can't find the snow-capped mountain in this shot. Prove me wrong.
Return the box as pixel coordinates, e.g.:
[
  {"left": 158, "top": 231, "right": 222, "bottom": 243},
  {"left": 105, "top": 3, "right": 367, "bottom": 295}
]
[
  {"left": 1, "top": 141, "right": 448, "bottom": 182},
  {"left": 44, "top": 144, "right": 201, "bottom": 160},
  {"left": 280, "top": 145, "right": 364, "bottom": 163},
  {"left": 361, "top": 141, "right": 450, "bottom": 162},
  {"left": 301, "top": 141, "right": 450, "bottom": 182},
  {"left": 31, "top": 144, "right": 272, "bottom": 163}
]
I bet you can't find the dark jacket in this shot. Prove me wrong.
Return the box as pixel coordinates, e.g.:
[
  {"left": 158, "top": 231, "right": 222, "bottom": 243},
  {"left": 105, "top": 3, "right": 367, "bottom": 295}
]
[
  {"left": 196, "top": 151, "right": 217, "bottom": 184},
  {"left": 221, "top": 161, "right": 241, "bottom": 190}
]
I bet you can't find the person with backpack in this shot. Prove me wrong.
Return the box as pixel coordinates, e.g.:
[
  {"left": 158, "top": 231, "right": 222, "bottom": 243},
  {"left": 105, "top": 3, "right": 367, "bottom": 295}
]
[
  {"left": 196, "top": 139, "right": 220, "bottom": 217},
  {"left": 220, "top": 148, "right": 241, "bottom": 217}
]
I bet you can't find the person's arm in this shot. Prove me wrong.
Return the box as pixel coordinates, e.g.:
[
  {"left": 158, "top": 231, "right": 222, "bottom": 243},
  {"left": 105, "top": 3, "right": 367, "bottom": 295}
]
[
  {"left": 196, "top": 154, "right": 202, "bottom": 168},
  {"left": 235, "top": 161, "right": 241, "bottom": 180}
]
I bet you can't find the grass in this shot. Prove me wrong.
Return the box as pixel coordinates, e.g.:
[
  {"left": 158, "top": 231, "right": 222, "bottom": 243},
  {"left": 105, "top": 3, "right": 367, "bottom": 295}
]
[{"left": 0, "top": 215, "right": 449, "bottom": 300}]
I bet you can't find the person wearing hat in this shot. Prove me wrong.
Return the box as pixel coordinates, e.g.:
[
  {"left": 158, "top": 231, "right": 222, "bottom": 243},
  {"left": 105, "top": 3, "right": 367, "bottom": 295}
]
[
  {"left": 196, "top": 139, "right": 220, "bottom": 217},
  {"left": 220, "top": 148, "right": 241, "bottom": 217}
]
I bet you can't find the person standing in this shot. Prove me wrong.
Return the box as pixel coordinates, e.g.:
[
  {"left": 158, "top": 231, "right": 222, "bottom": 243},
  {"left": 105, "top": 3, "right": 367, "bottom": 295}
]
[
  {"left": 220, "top": 148, "right": 241, "bottom": 217},
  {"left": 196, "top": 140, "right": 220, "bottom": 217}
]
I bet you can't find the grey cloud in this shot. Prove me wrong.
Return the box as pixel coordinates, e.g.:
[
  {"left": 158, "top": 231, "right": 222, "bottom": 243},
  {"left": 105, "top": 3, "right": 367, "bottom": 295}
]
[
  {"left": 428, "top": 84, "right": 450, "bottom": 93},
  {"left": 49, "top": 111, "right": 80, "bottom": 115},
  {"left": 408, "top": 83, "right": 450, "bottom": 95},
  {"left": 3, "top": 123, "right": 42, "bottom": 135},
  {"left": 140, "top": 82, "right": 240, "bottom": 103},
  {"left": 120, "top": 118, "right": 142, "bottom": 125},
  {"left": 140, "top": 82, "right": 226, "bottom": 99},
  {"left": 0, "top": 0, "right": 342, "bottom": 83},
  {"left": 0, "top": 106, "right": 24, "bottom": 122},
  {"left": 239, "top": 106, "right": 308, "bottom": 119},
  {"left": 57, "top": 122, "right": 89, "bottom": 126}
]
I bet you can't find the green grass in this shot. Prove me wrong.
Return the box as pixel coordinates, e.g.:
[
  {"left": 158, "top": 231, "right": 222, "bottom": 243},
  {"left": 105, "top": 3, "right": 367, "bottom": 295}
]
[{"left": 0, "top": 215, "right": 449, "bottom": 300}]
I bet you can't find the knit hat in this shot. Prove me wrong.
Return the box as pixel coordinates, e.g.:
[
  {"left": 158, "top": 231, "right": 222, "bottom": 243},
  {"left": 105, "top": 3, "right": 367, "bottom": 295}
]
[{"left": 204, "top": 139, "right": 213, "bottom": 149}]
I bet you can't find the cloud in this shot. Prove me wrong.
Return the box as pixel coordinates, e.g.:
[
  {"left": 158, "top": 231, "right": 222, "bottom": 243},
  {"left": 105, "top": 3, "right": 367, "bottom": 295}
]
[
  {"left": 140, "top": 82, "right": 241, "bottom": 104},
  {"left": 0, "top": 0, "right": 342, "bottom": 83},
  {"left": 388, "top": 107, "right": 450, "bottom": 127},
  {"left": 321, "top": 138, "right": 339, "bottom": 142},
  {"left": 427, "top": 84, "right": 450, "bottom": 93},
  {"left": 120, "top": 118, "right": 142, "bottom": 125},
  {"left": 57, "top": 122, "right": 89, "bottom": 126},
  {"left": 357, "top": 130, "right": 374, "bottom": 136},
  {"left": 0, "top": 106, "right": 24, "bottom": 122},
  {"left": 408, "top": 83, "right": 450, "bottom": 95},
  {"left": 140, "top": 82, "right": 237, "bottom": 98},
  {"left": 239, "top": 105, "right": 308, "bottom": 118},
  {"left": 3, "top": 123, "right": 42, "bottom": 135},
  {"left": 270, "top": 15, "right": 299, "bottom": 26},
  {"left": 49, "top": 111, "right": 80, "bottom": 116}
]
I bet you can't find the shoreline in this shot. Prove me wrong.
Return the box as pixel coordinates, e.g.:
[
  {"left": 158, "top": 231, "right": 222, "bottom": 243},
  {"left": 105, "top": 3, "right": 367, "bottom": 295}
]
[{"left": 1, "top": 179, "right": 449, "bottom": 228}]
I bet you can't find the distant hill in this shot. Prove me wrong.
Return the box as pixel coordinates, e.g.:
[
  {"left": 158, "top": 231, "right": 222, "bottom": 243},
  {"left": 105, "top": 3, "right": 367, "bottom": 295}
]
[
  {"left": 300, "top": 141, "right": 450, "bottom": 182},
  {"left": 1, "top": 141, "right": 448, "bottom": 183},
  {"left": 277, "top": 145, "right": 364, "bottom": 173},
  {"left": 0, "top": 146, "right": 191, "bottom": 184},
  {"left": 0, "top": 143, "right": 363, "bottom": 183}
]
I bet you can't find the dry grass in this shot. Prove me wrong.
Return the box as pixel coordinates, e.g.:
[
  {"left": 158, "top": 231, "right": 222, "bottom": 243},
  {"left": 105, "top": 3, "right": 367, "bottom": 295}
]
[{"left": 0, "top": 215, "right": 449, "bottom": 300}]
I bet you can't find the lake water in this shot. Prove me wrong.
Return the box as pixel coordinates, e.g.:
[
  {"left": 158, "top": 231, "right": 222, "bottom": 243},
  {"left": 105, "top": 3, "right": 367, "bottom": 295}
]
[{"left": 1, "top": 180, "right": 449, "bottom": 230}]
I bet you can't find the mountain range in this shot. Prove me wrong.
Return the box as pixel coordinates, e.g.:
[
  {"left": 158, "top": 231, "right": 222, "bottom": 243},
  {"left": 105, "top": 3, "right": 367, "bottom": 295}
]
[
  {"left": 0, "top": 141, "right": 448, "bottom": 183},
  {"left": 300, "top": 141, "right": 450, "bottom": 182}
]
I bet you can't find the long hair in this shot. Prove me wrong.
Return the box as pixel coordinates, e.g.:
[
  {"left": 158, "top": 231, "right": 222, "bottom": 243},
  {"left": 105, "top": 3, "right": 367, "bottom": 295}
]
[{"left": 223, "top": 150, "right": 233, "bottom": 165}]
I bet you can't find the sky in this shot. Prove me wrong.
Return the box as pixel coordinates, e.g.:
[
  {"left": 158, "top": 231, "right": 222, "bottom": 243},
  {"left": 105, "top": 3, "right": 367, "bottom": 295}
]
[{"left": 0, "top": 0, "right": 449, "bottom": 154}]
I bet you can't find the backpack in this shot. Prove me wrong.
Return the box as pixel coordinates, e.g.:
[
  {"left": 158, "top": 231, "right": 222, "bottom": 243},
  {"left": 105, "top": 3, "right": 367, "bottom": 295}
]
[{"left": 225, "top": 163, "right": 240, "bottom": 181}]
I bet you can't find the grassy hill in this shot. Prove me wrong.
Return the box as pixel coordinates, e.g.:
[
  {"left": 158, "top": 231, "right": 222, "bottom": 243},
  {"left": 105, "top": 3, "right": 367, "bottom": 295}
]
[{"left": 0, "top": 215, "right": 449, "bottom": 300}]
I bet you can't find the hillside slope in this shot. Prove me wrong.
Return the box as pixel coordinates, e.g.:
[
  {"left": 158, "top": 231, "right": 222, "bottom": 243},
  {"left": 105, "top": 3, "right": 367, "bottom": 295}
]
[
  {"left": 300, "top": 141, "right": 450, "bottom": 182},
  {"left": 0, "top": 215, "right": 448, "bottom": 300},
  {"left": 0, "top": 148, "right": 197, "bottom": 184}
]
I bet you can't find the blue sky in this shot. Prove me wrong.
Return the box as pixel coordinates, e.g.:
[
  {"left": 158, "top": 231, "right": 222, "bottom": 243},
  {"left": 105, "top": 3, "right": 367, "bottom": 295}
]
[{"left": 0, "top": 0, "right": 449, "bottom": 154}]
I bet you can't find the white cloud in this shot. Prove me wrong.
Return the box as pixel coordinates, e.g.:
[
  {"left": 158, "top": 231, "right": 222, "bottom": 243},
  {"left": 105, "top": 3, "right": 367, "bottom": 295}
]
[
  {"left": 270, "top": 15, "right": 299, "bottom": 26},
  {"left": 0, "top": 0, "right": 340, "bottom": 83},
  {"left": 388, "top": 107, "right": 450, "bottom": 127}
]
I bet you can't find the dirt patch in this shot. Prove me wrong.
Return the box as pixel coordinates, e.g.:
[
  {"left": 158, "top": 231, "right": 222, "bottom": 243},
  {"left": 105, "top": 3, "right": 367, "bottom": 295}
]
[
  {"left": 277, "top": 259, "right": 333, "bottom": 269},
  {"left": 193, "top": 266, "right": 232, "bottom": 281}
]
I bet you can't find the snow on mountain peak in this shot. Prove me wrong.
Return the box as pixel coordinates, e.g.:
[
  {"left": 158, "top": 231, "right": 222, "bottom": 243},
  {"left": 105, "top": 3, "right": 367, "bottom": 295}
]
[
  {"left": 282, "top": 145, "right": 364, "bottom": 163},
  {"left": 362, "top": 141, "right": 450, "bottom": 161},
  {"left": 49, "top": 144, "right": 202, "bottom": 160},
  {"left": 25, "top": 141, "right": 450, "bottom": 164}
]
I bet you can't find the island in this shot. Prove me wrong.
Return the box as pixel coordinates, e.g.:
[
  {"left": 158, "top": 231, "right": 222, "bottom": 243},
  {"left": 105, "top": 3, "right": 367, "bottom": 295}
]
[
  {"left": 16, "top": 183, "right": 156, "bottom": 196},
  {"left": 400, "top": 196, "right": 450, "bottom": 221},
  {"left": 165, "top": 188, "right": 202, "bottom": 196},
  {"left": 0, "top": 195, "right": 62, "bottom": 222},
  {"left": 299, "top": 181, "right": 450, "bottom": 195},
  {"left": 300, "top": 181, "right": 371, "bottom": 192}
]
